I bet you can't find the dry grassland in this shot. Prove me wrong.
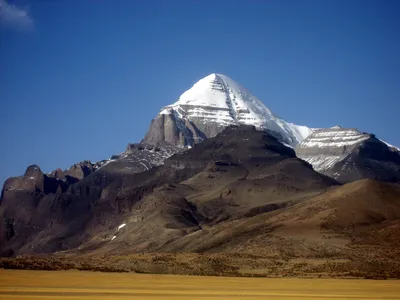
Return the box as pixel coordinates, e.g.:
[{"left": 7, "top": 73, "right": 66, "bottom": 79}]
[{"left": 1, "top": 269, "right": 400, "bottom": 300}]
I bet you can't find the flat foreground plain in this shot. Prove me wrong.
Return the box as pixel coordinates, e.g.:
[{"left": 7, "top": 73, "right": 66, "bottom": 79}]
[{"left": 0, "top": 270, "right": 399, "bottom": 300}]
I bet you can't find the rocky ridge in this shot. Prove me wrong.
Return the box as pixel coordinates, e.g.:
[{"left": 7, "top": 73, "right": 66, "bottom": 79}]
[{"left": 295, "top": 126, "right": 400, "bottom": 183}]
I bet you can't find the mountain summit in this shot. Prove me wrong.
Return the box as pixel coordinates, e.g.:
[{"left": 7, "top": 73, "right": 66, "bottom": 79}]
[{"left": 143, "top": 73, "right": 314, "bottom": 147}]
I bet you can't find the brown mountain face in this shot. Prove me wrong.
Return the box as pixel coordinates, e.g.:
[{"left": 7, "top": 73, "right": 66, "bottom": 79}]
[
  {"left": 126, "top": 179, "right": 400, "bottom": 255},
  {"left": 1, "top": 125, "right": 400, "bottom": 278},
  {"left": 0, "top": 125, "right": 336, "bottom": 257}
]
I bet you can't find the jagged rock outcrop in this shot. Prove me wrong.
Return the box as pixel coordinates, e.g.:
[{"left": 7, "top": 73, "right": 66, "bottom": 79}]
[
  {"left": 48, "top": 161, "right": 97, "bottom": 185},
  {"left": 295, "top": 126, "right": 400, "bottom": 183},
  {"left": 143, "top": 113, "right": 206, "bottom": 147},
  {"left": 2, "top": 165, "right": 65, "bottom": 195},
  {"left": 1, "top": 140, "right": 180, "bottom": 197}
]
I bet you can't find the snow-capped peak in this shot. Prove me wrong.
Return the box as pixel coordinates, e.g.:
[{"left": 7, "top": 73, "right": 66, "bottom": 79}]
[
  {"left": 178, "top": 73, "right": 274, "bottom": 118},
  {"left": 161, "top": 73, "right": 274, "bottom": 124},
  {"left": 158, "top": 73, "right": 314, "bottom": 146}
]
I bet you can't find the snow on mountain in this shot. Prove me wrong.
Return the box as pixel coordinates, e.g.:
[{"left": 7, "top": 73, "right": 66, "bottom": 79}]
[
  {"left": 295, "top": 127, "right": 371, "bottom": 172},
  {"left": 295, "top": 126, "right": 400, "bottom": 183},
  {"left": 381, "top": 140, "right": 400, "bottom": 152},
  {"left": 148, "top": 73, "right": 314, "bottom": 147},
  {"left": 96, "top": 142, "right": 181, "bottom": 174}
]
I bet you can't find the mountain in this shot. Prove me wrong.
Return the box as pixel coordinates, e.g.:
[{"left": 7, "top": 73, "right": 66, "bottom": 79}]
[
  {"left": 0, "top": 125, "right": 336, "bottom": 256},
  {"left": 142, "top": 73, "right": 400, "bottom": 184},
  {"left": 1, "top": 73, "right": 400, "bottom": 278},
  {"left": 1, "top": 126, "right": 400, "bottom": 278},
  {"left": 143, "top": 73, "right": 314, "bottom": 148},
  {"left": 3, "top": 73, "right": 398, "bottom": 193},
  {"left": 295, "top": 126, "right": 400, "bottom": 183}
]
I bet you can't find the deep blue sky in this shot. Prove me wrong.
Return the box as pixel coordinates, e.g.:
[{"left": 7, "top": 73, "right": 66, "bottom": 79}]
[{"left": 1, "top": 0, "right": 399, "bottom": 185}]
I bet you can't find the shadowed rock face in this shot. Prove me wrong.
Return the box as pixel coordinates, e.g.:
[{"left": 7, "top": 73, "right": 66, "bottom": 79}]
[
  {"left": 48, "top": 161, "right": 97, "bottom": 185},
  {"left": 0, "top": 125, "right": 337, "bottom": 257},
  {"left": 142, "top": 113, "right": 207, "bottom": 147},
  {"left": 295, "top": 127, "right": 400, "bottom": 183},
  {"left": 2, "top": 165, "right": 65, "bottom": 195},
  {"left": 0, "top": 137, "right": 182, "bottom": 256}
]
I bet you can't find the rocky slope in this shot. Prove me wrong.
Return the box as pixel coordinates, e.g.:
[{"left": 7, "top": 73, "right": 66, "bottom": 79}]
[
  {"left": 0, "top": 125, "right": 336, "bottom": 256},
  {"left": 1, "top": 126, "right": 400, "bottom": 279},
  {"left": 2, "top": 137, "right": 400, "bottom": 278},
  {"left": 95, "top": 142, "right": 181, "bottom": 175},
  {"left": 295, "top": 126, "right": 400, "bottom": 183},
  {"left": 143, "top": 73, "right": 314, "bottom": 147}
]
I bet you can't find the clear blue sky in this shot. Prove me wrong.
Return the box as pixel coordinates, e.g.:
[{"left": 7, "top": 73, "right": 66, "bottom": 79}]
[{"left": 1, "top": 0, "right": 399, "bottom": 185}]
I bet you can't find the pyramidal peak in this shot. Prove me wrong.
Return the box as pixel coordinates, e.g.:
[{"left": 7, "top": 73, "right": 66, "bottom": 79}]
[
  {"left": 144, "top": 73, "right": 315, "bottom": 147},
  {"left": 160, "top": 73, "right": 275, "bottom": 127}
]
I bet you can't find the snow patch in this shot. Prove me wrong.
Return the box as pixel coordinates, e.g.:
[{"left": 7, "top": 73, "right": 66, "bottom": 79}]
[
  {"left": 95, "top": 159, "right": 116, "bottom": 170},
  {"left": 303, "top": 155, "right": 344, "bottom": 171},
  {"left": 380, "top": 139, "right": 400, "bottom": 151}
]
